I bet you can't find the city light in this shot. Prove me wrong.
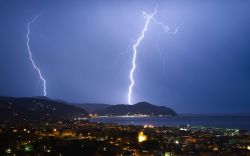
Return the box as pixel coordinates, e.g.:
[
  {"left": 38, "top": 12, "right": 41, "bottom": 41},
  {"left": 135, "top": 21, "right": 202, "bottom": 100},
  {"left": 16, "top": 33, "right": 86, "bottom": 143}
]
[{"left": 5, "top": 148, "right": 12, "bottom": 154}]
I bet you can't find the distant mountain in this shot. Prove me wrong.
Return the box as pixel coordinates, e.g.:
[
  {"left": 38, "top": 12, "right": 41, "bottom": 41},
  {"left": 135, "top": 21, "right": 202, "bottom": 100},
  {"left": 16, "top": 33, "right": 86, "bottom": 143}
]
[
  {"left": 0, "top": 96, "right": 177, "bottom": 121},
  {"left": 0, "top": 96, "right": 88, "bottom": 122},
  {"left": 94, "top": 101, "right": 177, "bottom": 116},
  {"left": 73, "top": 103, "right": 111, "bottom": 114}
]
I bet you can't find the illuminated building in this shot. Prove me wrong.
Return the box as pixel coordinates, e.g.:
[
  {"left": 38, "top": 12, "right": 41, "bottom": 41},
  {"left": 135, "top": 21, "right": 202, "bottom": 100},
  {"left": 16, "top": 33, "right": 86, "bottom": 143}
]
[
  {"left": 144, "top": 124, "right": 154, "bottom": 128},
  {"left": 5, "top": 148, "right": 12, "bottom": 154},
  {"left": 165, "top": 152, "right": 175, "bottom": 156},
  {"left": 61, "top": 129, "right": 75, "bottom": 137},
  {"left": 53, "top": 128, "right": 60, "bottom": 136},
  {"left": 138, "top": 131, "right": 147, "bottom": 143}
]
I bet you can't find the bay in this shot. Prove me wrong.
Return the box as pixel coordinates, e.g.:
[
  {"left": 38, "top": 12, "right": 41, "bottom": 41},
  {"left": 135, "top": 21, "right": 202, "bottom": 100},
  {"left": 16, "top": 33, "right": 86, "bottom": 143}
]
[{"left": 90, "top": 115, "right": 250, "bottom": 131}]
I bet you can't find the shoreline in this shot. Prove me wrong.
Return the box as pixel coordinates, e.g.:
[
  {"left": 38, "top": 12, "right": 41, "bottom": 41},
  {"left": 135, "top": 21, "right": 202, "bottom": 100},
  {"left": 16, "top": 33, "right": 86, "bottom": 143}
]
[{"left": 89, "top": 115, "right": 250, "bottom": 132}]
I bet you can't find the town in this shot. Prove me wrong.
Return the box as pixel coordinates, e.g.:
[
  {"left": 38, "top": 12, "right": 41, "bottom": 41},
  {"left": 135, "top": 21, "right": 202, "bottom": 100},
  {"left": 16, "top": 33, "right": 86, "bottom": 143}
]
[{"left": 0, "top": 119, "right": 249, "bottom": 156}]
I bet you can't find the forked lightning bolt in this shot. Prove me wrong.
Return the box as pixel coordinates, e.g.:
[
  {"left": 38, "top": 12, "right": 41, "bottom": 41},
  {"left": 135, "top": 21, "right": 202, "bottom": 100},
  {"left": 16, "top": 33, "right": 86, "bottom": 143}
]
[
  {"left": 128, "top": 4, "right": 177, "bottom": 105},
  {"left": 26, "top": 15, "right": 47, "bottom": 96}
]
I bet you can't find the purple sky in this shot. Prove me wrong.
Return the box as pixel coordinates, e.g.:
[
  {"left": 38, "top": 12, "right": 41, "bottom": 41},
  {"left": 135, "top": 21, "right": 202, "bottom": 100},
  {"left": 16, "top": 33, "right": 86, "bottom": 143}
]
[{"left": 0, "top": 0, "right": 249, "bottom": 113}]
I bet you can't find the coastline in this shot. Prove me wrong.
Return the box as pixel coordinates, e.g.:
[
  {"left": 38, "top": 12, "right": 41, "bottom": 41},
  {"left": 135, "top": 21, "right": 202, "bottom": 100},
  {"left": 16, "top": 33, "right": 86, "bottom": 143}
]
[{"left": 89, "top": 115, "right": 250, "bottom": 131}]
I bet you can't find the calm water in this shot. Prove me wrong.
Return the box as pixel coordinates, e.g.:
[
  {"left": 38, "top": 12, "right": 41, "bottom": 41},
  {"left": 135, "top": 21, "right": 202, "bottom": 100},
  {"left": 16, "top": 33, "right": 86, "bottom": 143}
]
[{"left": 90, "top": 115, "right": 250, "bottom": 131}]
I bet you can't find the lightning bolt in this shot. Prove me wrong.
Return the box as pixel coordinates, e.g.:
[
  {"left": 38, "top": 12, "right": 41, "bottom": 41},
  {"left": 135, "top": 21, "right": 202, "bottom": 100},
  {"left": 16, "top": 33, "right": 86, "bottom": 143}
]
[
  {"left": 128, "top": 4, "right": 177, "bottom": 105},
  {"left": 26, "top": 15, "right": 47, "bottom": 96}
]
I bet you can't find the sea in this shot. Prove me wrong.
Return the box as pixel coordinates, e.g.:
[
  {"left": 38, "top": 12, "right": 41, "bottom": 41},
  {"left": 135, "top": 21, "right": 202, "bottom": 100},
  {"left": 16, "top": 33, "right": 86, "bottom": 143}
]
[{"left": 90, "top": 115, "right": 250, "bottom": 131}]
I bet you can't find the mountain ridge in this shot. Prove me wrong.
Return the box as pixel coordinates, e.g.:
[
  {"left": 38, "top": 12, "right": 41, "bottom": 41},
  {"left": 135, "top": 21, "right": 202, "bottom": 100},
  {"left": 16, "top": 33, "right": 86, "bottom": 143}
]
[
  {"left": 0, "top": 96, "right": 88, "bottom": 122},
  {"left": 0, "top": 96, "right": 178, "bottom": 120},
  {"left": 94, "top": 101, "right": 177, "bottom": 116}
]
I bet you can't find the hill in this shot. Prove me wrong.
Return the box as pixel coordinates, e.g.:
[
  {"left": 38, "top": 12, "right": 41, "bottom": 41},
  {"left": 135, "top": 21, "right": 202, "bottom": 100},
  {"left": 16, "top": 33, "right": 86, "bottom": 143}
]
[
  {"left": 73, "top": 103, "right": 111, "bottom": 113},
  {"left": 94, "top": 101, "right": 177, "bottom": 116},
  {"left": 0, "top": 96, "right": 88, "bottom": 122}
]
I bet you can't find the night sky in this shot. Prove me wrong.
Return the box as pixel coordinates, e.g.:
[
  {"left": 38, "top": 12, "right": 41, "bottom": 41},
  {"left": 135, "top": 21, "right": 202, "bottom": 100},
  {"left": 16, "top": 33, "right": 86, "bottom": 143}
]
[{"left": 0, "top": 0, "right": 249, "bottom": 113}]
